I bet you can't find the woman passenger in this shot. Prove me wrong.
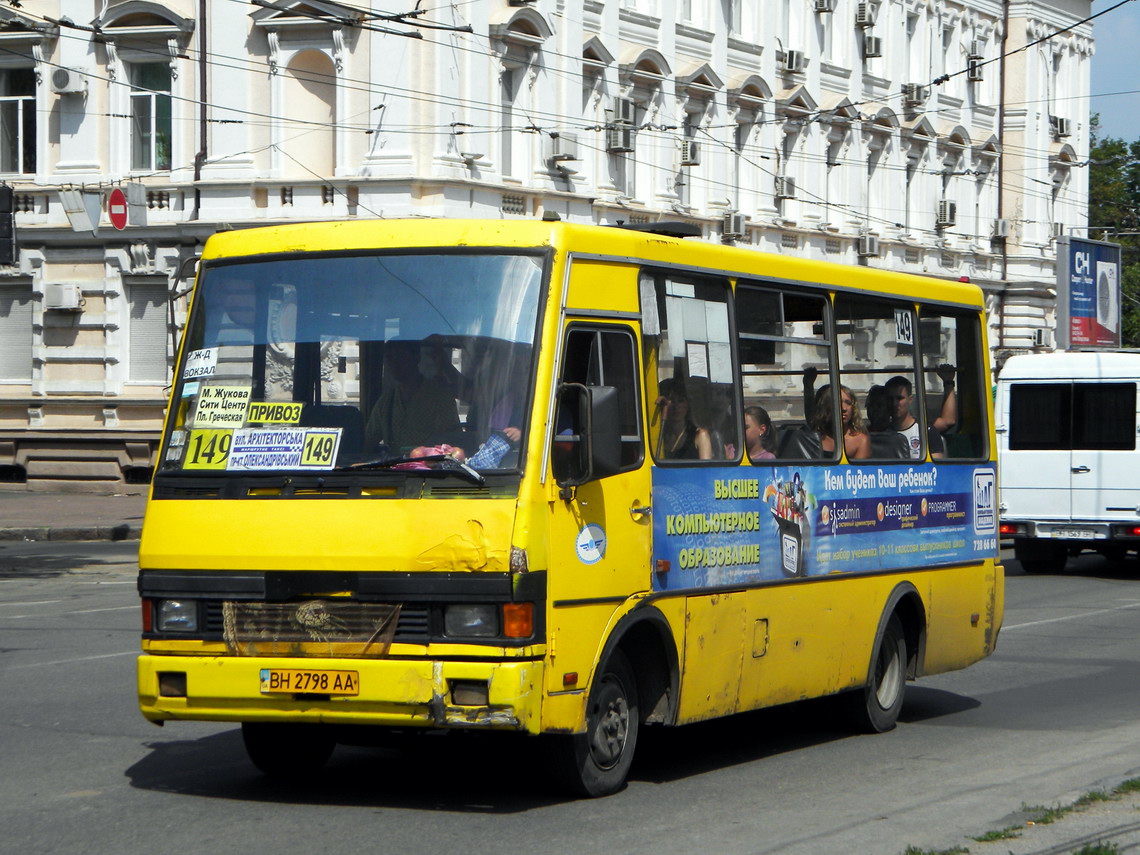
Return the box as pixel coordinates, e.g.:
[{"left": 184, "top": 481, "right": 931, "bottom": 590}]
[
  {"left": 811, "top": 385, "right": 871, "bottom": 460},
  {"left": 744, "top": 406, "right": 777, "bottom": 461}
]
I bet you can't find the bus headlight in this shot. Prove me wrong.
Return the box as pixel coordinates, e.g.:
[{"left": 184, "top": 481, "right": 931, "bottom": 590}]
[
  {"left": 444, "top": 604, "right": 498, "bottom": 637},
  {"left": 156, "top": 599, "right": 198, "bottom": 633}
]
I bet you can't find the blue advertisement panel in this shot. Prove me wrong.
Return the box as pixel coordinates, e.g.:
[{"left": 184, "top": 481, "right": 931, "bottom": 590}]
[
  {"left": 1061, "top": 238, "right": 1123, "bottom": 349},
  {"left": 651, "top": 463, "right": 997, "bottom": 591}
]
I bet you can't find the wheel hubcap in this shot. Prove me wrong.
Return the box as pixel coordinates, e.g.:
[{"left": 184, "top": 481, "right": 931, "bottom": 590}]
[
  {"left": 875, "top": 643, "right": 903, "bottom": 708},
  {"left": 589, "top": 678, "right": 629, "bottom": 769}
]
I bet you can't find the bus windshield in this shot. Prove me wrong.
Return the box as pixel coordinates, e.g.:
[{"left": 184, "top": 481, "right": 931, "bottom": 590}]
[{"left": 162, "top": 252, "right": 545, "bottom": 476}]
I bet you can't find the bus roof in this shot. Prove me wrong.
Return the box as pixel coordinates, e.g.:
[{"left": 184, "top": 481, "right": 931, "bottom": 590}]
[{"left": 200, "top": 218, "right": 985, "bottom": 310}]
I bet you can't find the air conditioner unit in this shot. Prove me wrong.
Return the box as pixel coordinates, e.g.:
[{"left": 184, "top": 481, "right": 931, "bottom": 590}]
[
  {"left": 855, "top": 2, "right": 877, "bottom": 26},
  {"left": 863, "top": 35, "right": 883, "bottom": 58},
  {"left": 1052, "top": 222, "right": 1066, "bottom": 239},
  {"left": 723, "top": 212, "right": 746, "bottom": 239},
  {"left": 968, "top": 40, "right": 985, "bottom": 59},
  {"left": 775, "top": 175, "right": 797, "bottom": 199},
  {"left": 50, "top": 68, "right": 87, "bottom": 95},
  {"left": 1033, "top": 328, "right": 1053, "bottom": 348},
  {"left": 679, "top": 140, "right": 700, "bottom": 167},
  {"left": 1050, "top": 115, "right": 1071, "bottom": 138},
  {"left": 936, "top": 200, "right": 957, "bottom": 227},
  {"left": 992, "top": 218, "right": 1010, "bottom": 239},
  {"left": 613, "top": 98, "right": 637, "bottom": 126},
  {"left": 902, "top": 83, "right": 928, "bottom": 107},
  {"left": 782, "top": 50, "right": 806, "bottom": 73},
  {"left": 967, "top": 59, "right": 983, "bottom": 82},
  {"left": 43, "top": 283, "right": 83, "bottom": 311},
  {"left": 548, "top": 132, "right": 580, "bottom": 162},
  {"left": 814, "top": 0, "right": 834, "bottom": 12},
  {"left": 857, "top": 234, "right": 881, "bottom": 257},
  {"left": 606, "top": 125, "right": 635, "bottom": 153}
]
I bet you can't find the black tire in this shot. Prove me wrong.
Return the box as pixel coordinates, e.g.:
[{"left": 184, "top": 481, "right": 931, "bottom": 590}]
[
  {"left": 843, "top": 614, "right": 907, "bottom": 733},
  {"left": 1014, "top": 539, "right": 1068, "bottom": 574},
  {"left": 241, "top": 722, "right": 335, "bottom": 778},
  {"left": 547, "top": 649, "right": 640, "bottom": 797}
]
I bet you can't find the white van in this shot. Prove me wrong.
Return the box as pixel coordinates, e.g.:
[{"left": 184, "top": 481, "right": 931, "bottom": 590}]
[{"left": 996, "top": 351, "right": 1140, "bottom": 572}]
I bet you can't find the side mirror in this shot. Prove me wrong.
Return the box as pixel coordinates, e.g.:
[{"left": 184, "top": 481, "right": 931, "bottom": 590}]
[{"left": 552, "top": 383, "right": 622, "bottom": 490}]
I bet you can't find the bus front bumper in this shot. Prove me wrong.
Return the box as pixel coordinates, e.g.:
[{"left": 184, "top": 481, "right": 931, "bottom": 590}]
[{"left": 138, "top": 654, "right": 544, "bottom": 733}]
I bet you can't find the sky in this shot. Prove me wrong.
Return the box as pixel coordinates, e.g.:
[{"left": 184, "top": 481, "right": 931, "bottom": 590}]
[{"left": 1089, "top": 0, "right": 1140, "bottom": 141}]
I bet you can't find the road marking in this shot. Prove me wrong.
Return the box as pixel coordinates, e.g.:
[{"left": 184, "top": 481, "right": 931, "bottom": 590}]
[
  {"left": 7, "top": 650, "right": 137, "bottom": 670},
  {"left": 0, "top": 600, "right": 62, "bottom": 607},
  {"left": 1, "top": 605, "right": 137, "bottom": 619},
  {"left": 1005, "top": 600, "right": 1140, "bottom": 630}
]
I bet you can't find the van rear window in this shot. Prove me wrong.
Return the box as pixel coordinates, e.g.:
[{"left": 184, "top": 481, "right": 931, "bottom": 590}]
[{"left": 1009, "top": 383, "right": 1135, "bottom": 451}]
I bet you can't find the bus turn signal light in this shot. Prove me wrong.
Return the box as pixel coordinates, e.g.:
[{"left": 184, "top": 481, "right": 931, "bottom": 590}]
[{"left": 502, "top": 603, "right": 534, "bottom": 638}]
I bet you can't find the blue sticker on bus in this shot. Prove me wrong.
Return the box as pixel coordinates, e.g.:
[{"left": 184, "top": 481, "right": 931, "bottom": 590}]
[
  {"left": 651, "top": 463, "right": 997, "bottom": 591},
  {"left": 576, "top": 523, "right": 607, "bottom": 564}
]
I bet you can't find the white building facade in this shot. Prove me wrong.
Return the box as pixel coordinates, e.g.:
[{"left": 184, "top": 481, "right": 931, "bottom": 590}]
[{"left": 0, "top": 0, "right": 1092, "bottom": 489}]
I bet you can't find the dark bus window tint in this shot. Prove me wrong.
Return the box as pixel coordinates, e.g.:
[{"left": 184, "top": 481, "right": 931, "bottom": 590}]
[
  {"left": 1073, "top": 383, "right": 1136, "bottom": 450},
  {"left": 1008, "top": 384, "right": 1071, "bottom": 450}
]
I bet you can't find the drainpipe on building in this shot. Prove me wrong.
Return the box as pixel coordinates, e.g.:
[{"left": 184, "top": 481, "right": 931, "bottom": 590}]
[
  {"left": 996, "top": 0, "right": 1010, "bottom": 351},
  {"left": 190, "top": 0, "right": 207, "bottom": 222}
]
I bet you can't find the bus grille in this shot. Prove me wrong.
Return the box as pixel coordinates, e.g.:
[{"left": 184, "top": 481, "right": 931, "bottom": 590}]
[{"left": 203, "top": 601, "right": 431, "bottom": 647}]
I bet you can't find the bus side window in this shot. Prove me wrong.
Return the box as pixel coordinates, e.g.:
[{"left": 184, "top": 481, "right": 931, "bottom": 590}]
[
  {"left": 834, "top": 295, "right": 930, "bottom": 462},
  {"left": 555, "top": 326, "right": 644, "bottom": 473},
  {"left": 735, "top": 284, "right": 834, "bottom": 462},
  {"left": 642, "top": 273, "right": 739, "bottom": 463},
  {"left": 918, "top": 310, "right": 990, "bottom": 459}
]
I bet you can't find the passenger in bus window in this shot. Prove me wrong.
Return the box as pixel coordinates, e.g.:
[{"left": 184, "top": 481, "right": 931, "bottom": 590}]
[
  {"left": 885, "top": 376, "right": 946, "bottom": 459},
  {"left": 866, "top": 385, "right": 910, "bottom": 459},
  {"left": 744, "top": 406, "right": 777, "bottom": 461},
  {"left": 812, "top": 385, "right": 871, "bottom": 460},
  {"left": 365, "top": 344, "right": 461, "bottom": 453},
  {"left": 930, "top": 363, "right": 958, "bottom": 433},
  {"left": 656, "top": 379, "right": 713, "bottom": 460}
]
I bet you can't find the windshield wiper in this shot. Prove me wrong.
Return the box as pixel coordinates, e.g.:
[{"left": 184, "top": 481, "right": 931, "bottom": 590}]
[{"left": 342, "top": 454, "right": 486, "bottom": 486}]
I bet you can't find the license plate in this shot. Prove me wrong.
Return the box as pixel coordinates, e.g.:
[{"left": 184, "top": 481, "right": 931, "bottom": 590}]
[
  {"left": 259, "top": 669, "right": 359, "bottom": 695},
  {"left": 1051, "top": 528, "right": 1096, "bottom": 540}
]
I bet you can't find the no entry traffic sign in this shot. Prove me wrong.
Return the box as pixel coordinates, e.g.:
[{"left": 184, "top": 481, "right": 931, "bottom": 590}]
[{"left": 108, "top": 187, "right": 128, "bottom": 230}]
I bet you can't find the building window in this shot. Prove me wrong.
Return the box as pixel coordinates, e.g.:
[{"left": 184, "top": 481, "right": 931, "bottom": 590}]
[
  {"left": 0, "top": 284, "right": 32, "bottom": 380},
  {"left": 0, "top": 67, "right": 35, "bottom": 175},
  {"left": 129, "top": 63, "right": 172, "bottom": 171},
  {"left": 127, "top": 282, "right": 169, "bottom": 382}
]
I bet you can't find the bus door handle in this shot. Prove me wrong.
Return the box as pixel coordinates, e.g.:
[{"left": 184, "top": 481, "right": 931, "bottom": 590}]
[
  {"left": 629, "top": 503, "right": 652, "bottom": 521},
  {"left": 1072, "top": 465, "right": 1091, "bottom": 474}
]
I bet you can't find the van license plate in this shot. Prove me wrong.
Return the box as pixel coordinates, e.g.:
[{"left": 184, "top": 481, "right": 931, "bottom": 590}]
[
  {"left": 1051, "top": 528, "right": 1095, "bottom": 540},
  {"left": 260, "top": 669, "right": 359, "bottom": 695}
]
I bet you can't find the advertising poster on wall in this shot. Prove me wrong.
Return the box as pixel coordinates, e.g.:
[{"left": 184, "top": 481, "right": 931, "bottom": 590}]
[
  {"left": 651, "top": 463, "right": 997, "bottom": 591},
  {"left": 1056, "top": 237, "right": 1123, "bottom": 350}
]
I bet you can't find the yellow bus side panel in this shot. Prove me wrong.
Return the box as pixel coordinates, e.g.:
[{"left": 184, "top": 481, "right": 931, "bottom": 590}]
[
  {"left": 678, "top": 593, "right": 747, "bottom": 721},
  {"left": 565, "top": 258, "right": 640, "bottom": 314}
]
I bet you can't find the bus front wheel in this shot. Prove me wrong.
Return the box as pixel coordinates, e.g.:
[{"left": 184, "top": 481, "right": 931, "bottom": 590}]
[
  {"left": 548, "top": 649, "right": 640, "bottom": 797},
  {"left": 241, "top": 722, "right": 335, "bottom": 778},
  {"left": 843, "top": 614, "right": 907, "bottom": 733}
]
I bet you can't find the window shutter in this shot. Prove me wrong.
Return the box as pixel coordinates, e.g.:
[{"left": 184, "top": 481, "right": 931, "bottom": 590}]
[
  {"left": 128, "top": 283, "right": 168, "bottom": 382},
  {"left": 0, "top": 285, "right": 31, "bottom": 380}
]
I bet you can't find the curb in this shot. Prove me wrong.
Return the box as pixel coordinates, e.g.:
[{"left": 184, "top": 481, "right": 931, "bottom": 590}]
[{"left": 0, "top": 524, "right": 142, "bottom": 542}]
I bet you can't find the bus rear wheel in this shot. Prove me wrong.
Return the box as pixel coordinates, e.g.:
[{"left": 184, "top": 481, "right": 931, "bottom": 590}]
[
  {"left": 241, "top": 722, "right": 335, "bottom": 778},
  {"left": 548, "top": 649, "right": 639, "bottom": 797},
  {"left": 843, "top": 614, "right": 907, "bottom": 733}
]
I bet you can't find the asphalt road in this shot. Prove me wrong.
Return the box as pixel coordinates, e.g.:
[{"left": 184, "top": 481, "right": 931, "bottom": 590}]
[{"left": 1, "top": 543, "right": 1138, "bottom": 855}]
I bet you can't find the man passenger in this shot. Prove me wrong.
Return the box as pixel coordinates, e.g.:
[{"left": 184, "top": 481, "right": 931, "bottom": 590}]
[{"left": 884, "top": 375, "right": 945, "bottom": 460}]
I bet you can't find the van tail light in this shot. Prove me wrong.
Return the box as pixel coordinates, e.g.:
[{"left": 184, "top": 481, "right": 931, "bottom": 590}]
[
  {"left": 502, "top": 602, "right": 534, "bottom": 638},
  {"left": 999, "top": 523, "right": 1022, "bottom": 536}
]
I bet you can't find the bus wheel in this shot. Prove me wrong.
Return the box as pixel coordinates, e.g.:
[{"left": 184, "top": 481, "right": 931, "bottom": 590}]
[
  {"left": 549, "top": 649, "right": 639, "bottom": 797},
  {"left": 241, "top": 722, "right": 335, "bottom": 778},
  {"left": 844, "top": 614, "right": 907, "bottom": 733}
]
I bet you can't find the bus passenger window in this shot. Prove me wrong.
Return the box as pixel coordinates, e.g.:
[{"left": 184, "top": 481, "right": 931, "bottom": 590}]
[
  {"left": 833, "top": 296, "right": 934, "bottom": 461},
  {"left": 641, "top": 273, "right": 739, "bottom": 463},
  {"left": 918, "top": 310, "right": 989, "bottom": 459},
  {"left": 735, "top": 284, "right": 835, "bottom": 462}
]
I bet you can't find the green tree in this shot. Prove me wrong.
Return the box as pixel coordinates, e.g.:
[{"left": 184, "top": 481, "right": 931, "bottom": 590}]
[{"left": 1088, "top": 115, "right": 1140, "bottom": 346}]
